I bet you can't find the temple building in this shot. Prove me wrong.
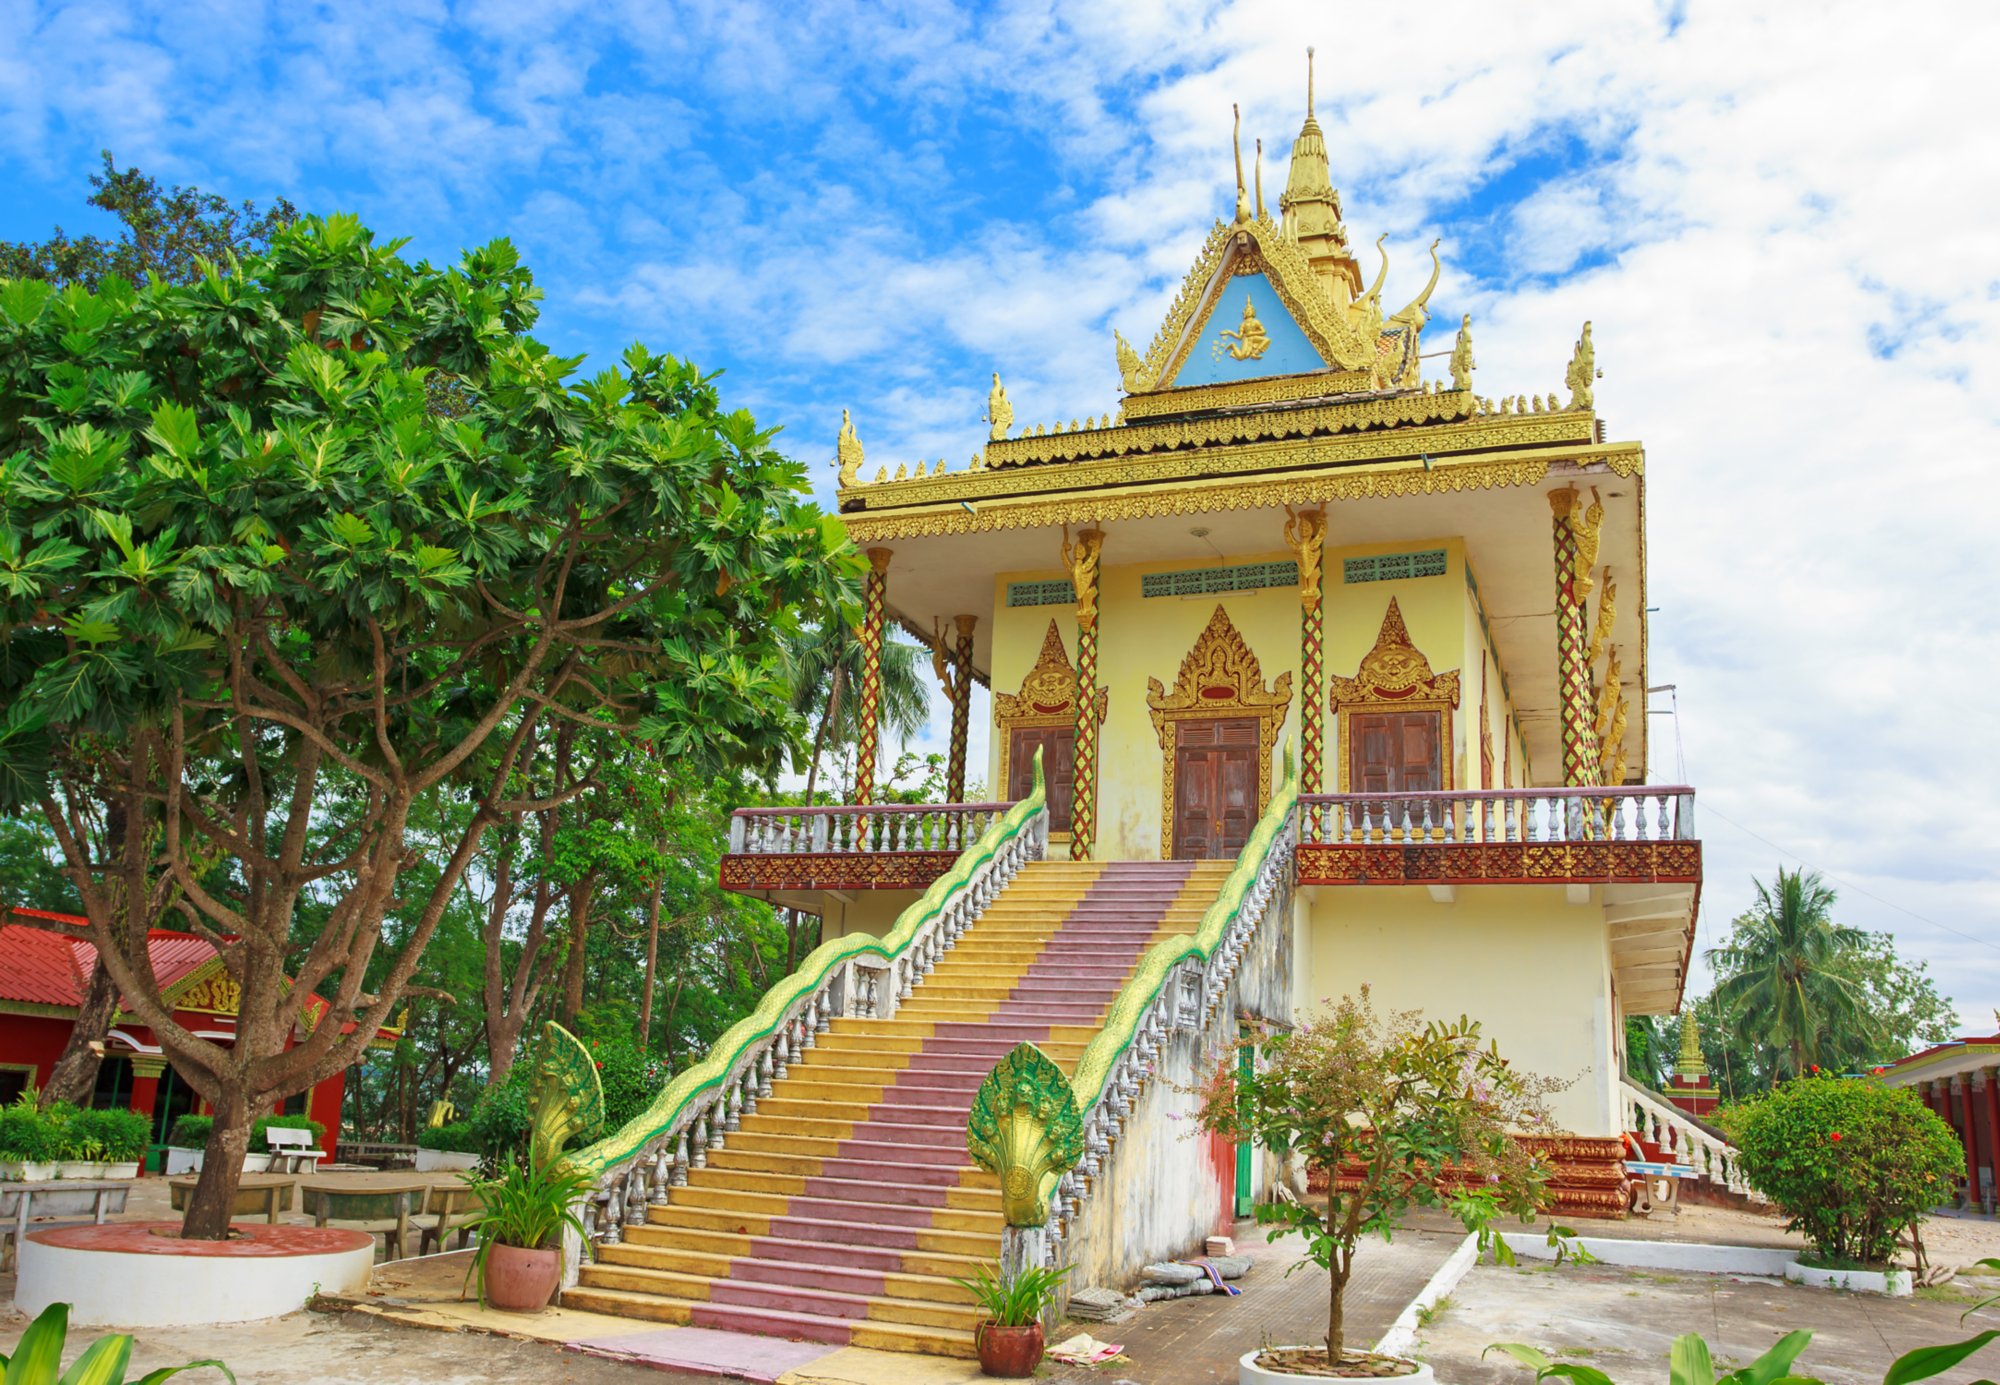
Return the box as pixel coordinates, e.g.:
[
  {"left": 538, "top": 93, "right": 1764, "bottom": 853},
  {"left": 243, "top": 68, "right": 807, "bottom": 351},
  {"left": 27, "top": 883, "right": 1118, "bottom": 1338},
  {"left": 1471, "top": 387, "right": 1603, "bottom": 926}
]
[
  {"left": 1880, "top": 1031, "right": 2000, "bottom": 1214},
  {"left": 572, "top": 66, "right": 1709, "bottom": 1355},
  {"left": 0, "top": 909, "right": 397, "bottom": 1163}
]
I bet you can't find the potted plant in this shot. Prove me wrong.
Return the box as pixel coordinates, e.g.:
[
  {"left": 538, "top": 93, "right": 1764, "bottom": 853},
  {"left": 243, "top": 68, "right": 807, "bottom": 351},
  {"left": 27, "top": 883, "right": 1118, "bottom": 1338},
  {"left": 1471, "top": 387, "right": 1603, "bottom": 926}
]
[
  {"left": 73, "top": 1107, "right": 151, "bottom": 1178},
  {"left": 0, "top": 1301, "right": 233, "bottom": 1384},
  {"left": 461, "top": 1153, "right": 596, "bottom": 1312},
  {"left": 0, "top": 1097, "right": 63, "bottom": 1181},
  {"left": 166, "top": 1114, "right": 212, "bottom": 1175},
  {"left": 1722, "top": 1074, "right": 1961, "bottom": 1296},
  {"left": 1191, "top": 988, "right": 1557, "bottom": 1383},
  {"left": 951, "top": 1262, "right": 1071, "bottom": 1378},
  {"left": 415, "top": 1122, "right": 481, "bottom": 1172}
]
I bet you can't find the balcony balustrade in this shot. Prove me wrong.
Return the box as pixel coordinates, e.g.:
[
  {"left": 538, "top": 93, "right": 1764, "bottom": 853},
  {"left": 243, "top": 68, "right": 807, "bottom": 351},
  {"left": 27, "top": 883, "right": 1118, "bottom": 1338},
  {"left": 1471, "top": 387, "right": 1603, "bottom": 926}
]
[
  {"left": 721, "top": 801, "right": 1014, "bottom": 895},
  {"left": 1299, "top": 785, "right": 1696, "bottom": 847}
]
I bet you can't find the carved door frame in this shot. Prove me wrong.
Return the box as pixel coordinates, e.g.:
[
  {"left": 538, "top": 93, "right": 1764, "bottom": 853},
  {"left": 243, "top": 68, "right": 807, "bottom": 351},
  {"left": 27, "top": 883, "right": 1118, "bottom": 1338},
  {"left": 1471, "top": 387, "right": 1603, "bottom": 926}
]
[
  {"left": 995, "top": 619, "right": 1107, "bottom": 846},
  {"left": 1148, "top": 604, "right": 1292, "bottom": 860},
  {"left": 1330, "top": 597, "right": 1461, "bottom": 792}
]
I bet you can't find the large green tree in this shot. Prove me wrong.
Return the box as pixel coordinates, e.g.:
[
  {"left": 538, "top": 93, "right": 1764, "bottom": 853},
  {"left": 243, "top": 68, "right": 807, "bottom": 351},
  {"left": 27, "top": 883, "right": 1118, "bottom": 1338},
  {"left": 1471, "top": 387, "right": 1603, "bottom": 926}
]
[
  {"left": 0, "top": 151, "right": 296, "bottom": 291},
  {"left": 0, "top": 213, "right": 855, "bottom": 1236}
]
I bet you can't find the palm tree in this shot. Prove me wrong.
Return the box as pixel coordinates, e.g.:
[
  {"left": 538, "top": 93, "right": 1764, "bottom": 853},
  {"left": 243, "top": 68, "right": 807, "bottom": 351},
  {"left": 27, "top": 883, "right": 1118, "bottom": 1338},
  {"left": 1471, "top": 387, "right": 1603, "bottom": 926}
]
[
  {"left": 1705, "top": 867, "right": 1876, "bottom": 1081},
  {"left": 785, "top": 623, "right": 932, "bottom": 807}
]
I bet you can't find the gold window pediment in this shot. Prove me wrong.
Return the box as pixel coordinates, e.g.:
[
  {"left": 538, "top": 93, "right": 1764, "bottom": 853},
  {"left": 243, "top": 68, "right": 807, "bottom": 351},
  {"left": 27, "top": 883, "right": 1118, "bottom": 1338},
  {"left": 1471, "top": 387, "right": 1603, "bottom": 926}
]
[
  {"left": 1331, "top": 597, "right": 1461, "bottom": 792},
  {"left": 996, "top": 621, "right": 1106, "bottom": 839},
  {"left": 1148, "top": 605, "right": 1292, "bottom": 859}
]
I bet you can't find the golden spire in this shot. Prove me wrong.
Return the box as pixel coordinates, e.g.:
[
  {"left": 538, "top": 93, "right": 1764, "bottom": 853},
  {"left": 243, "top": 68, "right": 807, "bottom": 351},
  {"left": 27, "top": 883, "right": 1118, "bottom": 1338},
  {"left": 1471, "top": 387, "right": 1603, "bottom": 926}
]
[
  {"left": 1280, "top": 47, "right": 1358, "bottom": 304},
  {"left": 1232, "top": 103, "right": 1250, "bottom": 224},
  {"left": 1675, "top": 1011, "right": 1709, "bottom": 1080}
]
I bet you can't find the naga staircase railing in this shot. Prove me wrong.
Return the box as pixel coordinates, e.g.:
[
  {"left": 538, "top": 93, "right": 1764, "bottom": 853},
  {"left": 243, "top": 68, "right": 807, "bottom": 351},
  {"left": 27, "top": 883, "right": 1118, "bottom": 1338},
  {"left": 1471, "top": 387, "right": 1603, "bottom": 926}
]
[
  {"left": 561, "top": 758, "right": 1049, "bottom": 1264},
  {"left": 993, "top": 759, "right": 1300, "bottom": 1273}
]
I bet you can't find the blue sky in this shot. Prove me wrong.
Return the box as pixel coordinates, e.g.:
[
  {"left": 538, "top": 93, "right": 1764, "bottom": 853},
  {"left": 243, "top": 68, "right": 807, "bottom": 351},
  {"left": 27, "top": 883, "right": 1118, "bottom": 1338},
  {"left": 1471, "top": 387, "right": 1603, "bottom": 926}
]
[{"left": 6, "top": 0, "right": 1999, "bottom": 1027}]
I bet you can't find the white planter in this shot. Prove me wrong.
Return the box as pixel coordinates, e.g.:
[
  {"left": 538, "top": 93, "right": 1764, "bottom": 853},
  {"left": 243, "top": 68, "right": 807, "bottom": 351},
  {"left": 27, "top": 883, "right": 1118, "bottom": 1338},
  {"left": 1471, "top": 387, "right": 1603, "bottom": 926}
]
[
  {"left": 100, "top": 1161, "right": 140, "bottom": 1180},
  {"left": 164, "top": 1148, "right": 203, "bottom": 1175},
  {"left": 1784, "top": 1260, "right": 1912, "bottom": 1297},
  {"left": 0, "top": 1161, "right": 60, "bottom": 1182},
  {"left": 1240, "top": 1348, "right": 1436, "bottom": 1384},
  {"left": 414, "top": 1148, "right": 479, "bottom": 1172},
  {"left": 241, "top": 1153, "right": 273, "bottom": 1173},
  {"left": 57, "top": 1161, "right": 105, "bottom": 1180}
]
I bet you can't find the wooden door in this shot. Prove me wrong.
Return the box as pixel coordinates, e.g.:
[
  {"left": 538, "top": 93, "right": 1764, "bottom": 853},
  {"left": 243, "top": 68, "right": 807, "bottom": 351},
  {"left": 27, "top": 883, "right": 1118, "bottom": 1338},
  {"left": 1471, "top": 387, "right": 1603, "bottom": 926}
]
[
  {"left": 1349, "top": 711, "right": 1442, "bottom": 793},
  {"left": 1008, "top": 725, "right": 1077, "bottom": 834},
  {"left": 1172, "top": 717, "right": 1259, "bottom": 859}
]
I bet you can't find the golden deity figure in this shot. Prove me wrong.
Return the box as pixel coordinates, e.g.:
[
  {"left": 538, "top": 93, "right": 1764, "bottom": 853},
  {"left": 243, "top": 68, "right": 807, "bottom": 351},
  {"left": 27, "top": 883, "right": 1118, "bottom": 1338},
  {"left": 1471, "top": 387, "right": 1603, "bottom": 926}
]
[
  {"left": 985, "top": 372, "right": 1013, "bottom": 441},
  {"left": 1566, "top": 320, "right": 1601, "bottom": 411},
  {"left": 1450, "top": 314, "right": 1476, "bottom": 391},
  {"left": 1062, "top": 528, "right": 1105, "bottom": 631},
  {"left": 1216, "top": 294, "right": 1271, "bottom": 361},
  {"left": 836, "top": 408, "right": 864, "bottom": 488},
  {"left": 1283, "top": 507, "right": 1327, "bottom": 610}
]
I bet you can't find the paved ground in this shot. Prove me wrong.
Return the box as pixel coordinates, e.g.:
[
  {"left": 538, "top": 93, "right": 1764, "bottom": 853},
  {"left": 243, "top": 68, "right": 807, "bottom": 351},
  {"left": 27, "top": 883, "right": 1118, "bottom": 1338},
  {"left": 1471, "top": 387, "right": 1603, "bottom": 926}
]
[{"left": 1416, "top": 1258, "right": 2000, "bottom": 1384}]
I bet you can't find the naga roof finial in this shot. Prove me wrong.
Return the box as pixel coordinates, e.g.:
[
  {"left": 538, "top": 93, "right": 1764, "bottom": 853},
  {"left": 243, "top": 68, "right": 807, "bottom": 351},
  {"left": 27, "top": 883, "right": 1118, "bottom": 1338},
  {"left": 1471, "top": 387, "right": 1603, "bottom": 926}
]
[
  {"left": 1254, "top": 138, "right": 1265, "bottom": 221},
  {"left": 1232, "top": 103, "right": 1250, "bottom": 224},
  {"left": 1388, "top": 239, "right": 1443, "bottom": 331},
  {"left": 1365, "top": 232, "right": 1390, "bottom": 305}
]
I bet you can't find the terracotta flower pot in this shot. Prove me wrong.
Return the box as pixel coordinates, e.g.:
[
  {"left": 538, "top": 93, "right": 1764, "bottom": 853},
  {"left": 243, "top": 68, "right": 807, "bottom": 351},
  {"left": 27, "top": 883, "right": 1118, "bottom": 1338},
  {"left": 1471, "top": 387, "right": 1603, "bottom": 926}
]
[
  {"left": 976, "top": 1321, "right": 1044, "bottom": 1377},
  {"left": 484, "top": 1242, "right": 561, "bottom": 1313}
]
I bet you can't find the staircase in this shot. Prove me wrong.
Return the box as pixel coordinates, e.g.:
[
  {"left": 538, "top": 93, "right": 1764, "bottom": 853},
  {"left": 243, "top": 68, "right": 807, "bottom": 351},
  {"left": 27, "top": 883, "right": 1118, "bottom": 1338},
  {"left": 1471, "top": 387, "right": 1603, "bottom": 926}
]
[{"left": 565, "top": 858, "right": 1234, "bottom": 1356}]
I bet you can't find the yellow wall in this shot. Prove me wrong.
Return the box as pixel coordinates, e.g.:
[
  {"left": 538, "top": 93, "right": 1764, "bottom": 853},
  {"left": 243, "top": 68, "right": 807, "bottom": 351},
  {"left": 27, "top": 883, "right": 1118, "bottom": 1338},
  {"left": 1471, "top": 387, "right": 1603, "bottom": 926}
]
[
  {"left": 1302, "top": 884, "right": 1620, "bottom": 1134},
  {"left": 987, "top": 537, "right": 1544, "bottom": 856},
  {"left": 814, "top": 889, "right": 921, "bottom": 943}
]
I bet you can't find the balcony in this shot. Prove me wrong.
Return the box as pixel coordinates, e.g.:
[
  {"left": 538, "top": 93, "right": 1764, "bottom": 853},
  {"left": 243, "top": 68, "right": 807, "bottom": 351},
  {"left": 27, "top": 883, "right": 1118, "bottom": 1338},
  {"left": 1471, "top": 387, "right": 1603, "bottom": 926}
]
[
  {"left": 1295, "top": 785, "right": 1700, "bottom": 887},
  {"left": 720, "top": 801, "right": 1013, "bottom": 897}
]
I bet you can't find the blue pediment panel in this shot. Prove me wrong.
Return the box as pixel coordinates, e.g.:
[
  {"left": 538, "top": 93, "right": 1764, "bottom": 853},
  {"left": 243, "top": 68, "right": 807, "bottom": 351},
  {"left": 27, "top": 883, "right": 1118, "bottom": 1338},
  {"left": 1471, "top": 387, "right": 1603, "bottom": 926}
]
[{"left": 1167, "top": 272, "right": 1328, "bottom": 387}]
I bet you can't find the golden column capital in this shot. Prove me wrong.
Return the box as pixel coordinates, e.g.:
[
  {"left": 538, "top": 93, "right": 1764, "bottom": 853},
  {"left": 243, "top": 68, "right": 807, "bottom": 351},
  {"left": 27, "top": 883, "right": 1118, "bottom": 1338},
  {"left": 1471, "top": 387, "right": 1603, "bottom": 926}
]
[
  {"left": 866, "top": 546, "right": 893, "bottom": 575},
  {"left": 1548, "top": 485, "right": 1579, "bottom": 519}
]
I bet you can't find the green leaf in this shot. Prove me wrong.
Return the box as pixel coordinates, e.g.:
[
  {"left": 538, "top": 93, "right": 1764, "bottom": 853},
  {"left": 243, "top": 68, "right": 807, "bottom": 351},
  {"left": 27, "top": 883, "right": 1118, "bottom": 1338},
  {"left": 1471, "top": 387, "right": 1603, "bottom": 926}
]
[
  {"left": 57, "top": 1334, "right": 133, "bottom": 1385},
  {"left": 1483, "top": 1343, "right": 1555, "bottom": 1370},
  {"left": 1670, "top": 1333, "right": 1717, "bottom": 1385},
  {"left": 1883, "top": 1331, "right": 2000, "bottom": 1385},
  {"left": 6, "top": 1302, "right": 71, "bottom": 1385},
  {"left": 1723, "top": 1330, "right": 1814, "bottom": 1385},
  {"left": 144, "top": 402, "right": 202, "bottom": 462},
  {"left": 132, "top": 1361, "right": 234, "bottom": 1385}
]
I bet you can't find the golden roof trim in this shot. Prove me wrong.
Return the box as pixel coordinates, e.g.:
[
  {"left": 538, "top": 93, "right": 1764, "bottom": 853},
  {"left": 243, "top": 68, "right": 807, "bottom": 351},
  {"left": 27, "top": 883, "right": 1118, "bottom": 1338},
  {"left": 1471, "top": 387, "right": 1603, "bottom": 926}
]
[
  {"left": 1120, "top": 369, "right": 1382, "bottom": 420},
  {"left": 843, "top": 412, "right": 1604, "bottom": 514},
  {"left": 841, "top": 445, "right": 1642, "bottom": 542}
]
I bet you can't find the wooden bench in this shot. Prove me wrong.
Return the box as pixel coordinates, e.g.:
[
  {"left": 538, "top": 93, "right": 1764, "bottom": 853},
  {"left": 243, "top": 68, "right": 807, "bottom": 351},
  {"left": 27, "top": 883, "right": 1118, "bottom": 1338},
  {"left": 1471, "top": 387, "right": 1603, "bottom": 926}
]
[
  {"left": 0, "top": 1180, "right": 131, "bottom": 1270},
  {"left": 263, "top": 1126, "right": 326, "bottom": 1175},
  {"left": 334, "top": 1142, "right": 418, "bottom": 1171},
  {"left": 302, "top": 1181, "right": 427, "bottom": 1261},
  {"left": 418, "top": 1183, "right": 485, "bottom": 1256},
  {"left": 167, "top": 1173, "right": 294, "bottom": 1224}
]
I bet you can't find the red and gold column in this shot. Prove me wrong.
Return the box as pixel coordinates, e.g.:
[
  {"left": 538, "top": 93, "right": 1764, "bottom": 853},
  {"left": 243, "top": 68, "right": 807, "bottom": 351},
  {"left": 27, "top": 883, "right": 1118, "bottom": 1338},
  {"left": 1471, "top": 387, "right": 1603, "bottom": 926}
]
[
  {"left": 1065, "top": 529, "right": 1105, "bottom": 860},
  {"left": 1285, "top": 510, "right": 1328, "bottom": 794},
  {"left": 932, "top": 614, "right": 977, "bottom": 802},
  {"left": 855, "top": 547, "right": 891, "bottom": 805},
  {"left": 1548, "top": 489, "right": 1600, "bottom": 788}
]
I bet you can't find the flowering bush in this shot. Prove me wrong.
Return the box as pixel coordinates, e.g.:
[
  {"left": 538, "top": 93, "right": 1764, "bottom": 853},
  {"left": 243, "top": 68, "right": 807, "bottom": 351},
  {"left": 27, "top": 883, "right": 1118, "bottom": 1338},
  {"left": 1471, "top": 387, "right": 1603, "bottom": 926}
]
[
  {"left": 1723, "top": 1074, "right": 1961, "bottom": 1267},
  {"left": 1190, "top": 988, "right": 1559, "bottom": 1371}
]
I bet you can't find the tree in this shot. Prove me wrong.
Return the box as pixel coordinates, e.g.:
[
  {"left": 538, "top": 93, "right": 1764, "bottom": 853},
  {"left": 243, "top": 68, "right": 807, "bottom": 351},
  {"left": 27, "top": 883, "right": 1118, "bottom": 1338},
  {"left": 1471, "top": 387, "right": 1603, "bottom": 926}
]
[
  {"left": 1846, "top": 932, "right": 1959, "bottom": 1065},
  {"left": 785, "top": 622, "right": 930, "bottom": 808},
  {"left": 0, "top": 213, "right": 855, "bottom": 1237},
  {"left": 1706, "top": 868, "right": 1873, "bottom": 1083},
  {"left": 0, "top": 152, "right": 295, "bottom": 290},
  {"left": 1191, "top": 990, "right": 1556, "bottom": 1369}
]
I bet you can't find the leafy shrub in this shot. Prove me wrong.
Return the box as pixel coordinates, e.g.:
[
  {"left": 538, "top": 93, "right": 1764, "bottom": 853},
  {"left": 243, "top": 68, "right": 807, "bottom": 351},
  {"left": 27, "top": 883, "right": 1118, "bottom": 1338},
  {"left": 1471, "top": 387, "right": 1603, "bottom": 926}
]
[
  {"left": 468, "top": 1067, "right": 533, "bottom": 1163},
  {"left": 1488, "top": 1320, "right": 1998, "bottom": 1383},
  {"left": 71, "top": 1106, "right": 152, "bottom": 1160},
  {"left": 590, "top": 1035, "right": 667, "bottom": 1134},
  {"left": 417, "top": 1122, "right": 477, "bottom": 1152},
  {"left": 1723, "top": 1075, "right": 1961, "bottom": 1266},
  {"left": 0, "top": 1100, "right": 62, "bottom": 1161},
  {"left": 249, "top": 1114, "right": 325, "bottom": 1152},
  {"left": 168, "top": 1115, "right": 213, "bottom": 1149},
  {"left": 0, "top": 1301, "right": 232, "bottom": 1385}
]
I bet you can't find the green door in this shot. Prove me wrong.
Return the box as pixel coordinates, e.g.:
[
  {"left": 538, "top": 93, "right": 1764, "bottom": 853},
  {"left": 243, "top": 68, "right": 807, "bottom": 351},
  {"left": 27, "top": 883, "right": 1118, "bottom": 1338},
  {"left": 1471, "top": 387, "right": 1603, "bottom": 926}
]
[{"left": 1234, "top": 1028, "right": 1254, "bottom": 1217}]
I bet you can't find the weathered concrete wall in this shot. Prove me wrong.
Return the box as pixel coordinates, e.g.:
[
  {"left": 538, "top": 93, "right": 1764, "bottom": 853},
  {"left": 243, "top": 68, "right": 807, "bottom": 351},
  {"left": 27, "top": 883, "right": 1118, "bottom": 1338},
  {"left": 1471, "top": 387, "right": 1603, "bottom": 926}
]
[{"left": 1060, "top": 879, "right": 1294, "bottom": 1292}]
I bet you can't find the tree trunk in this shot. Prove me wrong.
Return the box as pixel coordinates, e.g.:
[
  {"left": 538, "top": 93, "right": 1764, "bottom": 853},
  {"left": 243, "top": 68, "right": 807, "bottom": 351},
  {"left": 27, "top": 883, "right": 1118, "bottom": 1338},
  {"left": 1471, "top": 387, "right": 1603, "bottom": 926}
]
[
  {"left": 1328, "top": 1258, "right": 1347, "bottom": 1363},
  {"left": 638, "top": 871, "right": 664, "bottom": 1047},
  {"left": 182, "top": 1088, "right": 256, "bottom": 1240},
  {"left": 40, "top": 962, "right": 119, "bottom": 1107},
  {"left": 558, "top": 875, "right": 599, "bottom": 1026}
]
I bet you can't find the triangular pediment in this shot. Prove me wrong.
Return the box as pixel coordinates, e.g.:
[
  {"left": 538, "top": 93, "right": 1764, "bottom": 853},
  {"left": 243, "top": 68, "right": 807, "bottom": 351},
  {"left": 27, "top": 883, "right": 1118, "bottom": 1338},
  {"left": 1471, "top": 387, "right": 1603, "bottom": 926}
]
[{"left": 1118, "top": 216, "right": 1382, "bottom": 398}]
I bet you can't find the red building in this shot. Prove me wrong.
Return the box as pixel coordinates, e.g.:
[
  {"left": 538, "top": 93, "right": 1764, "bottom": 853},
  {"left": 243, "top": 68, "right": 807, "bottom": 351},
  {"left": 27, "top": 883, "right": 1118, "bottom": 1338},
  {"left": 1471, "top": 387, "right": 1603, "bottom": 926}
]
[
  {"left": 0, "top": 910, "right": 396, "bottom": 1161},
  {"left": 1881, "top": 1031, "right": 2000, "bottom": 1214}
]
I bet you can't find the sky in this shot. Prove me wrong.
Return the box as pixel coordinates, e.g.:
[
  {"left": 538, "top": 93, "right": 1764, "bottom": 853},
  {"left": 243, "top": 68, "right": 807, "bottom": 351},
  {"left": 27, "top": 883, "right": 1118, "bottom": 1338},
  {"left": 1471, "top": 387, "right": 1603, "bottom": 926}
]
[{"left": 4, "top": 0, "right": 1998, "bottom": 1027}]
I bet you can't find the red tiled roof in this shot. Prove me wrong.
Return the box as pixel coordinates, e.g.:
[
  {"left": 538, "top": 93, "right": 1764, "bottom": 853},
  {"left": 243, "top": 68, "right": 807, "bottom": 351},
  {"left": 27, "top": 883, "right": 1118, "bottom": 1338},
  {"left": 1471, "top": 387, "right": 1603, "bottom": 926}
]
[
  {"left": 1890, "top": 1033, "right": 2000, "bottom": 1069},
  {"left": 0, "top": 913, "right": 221, "bottom": 1011}
]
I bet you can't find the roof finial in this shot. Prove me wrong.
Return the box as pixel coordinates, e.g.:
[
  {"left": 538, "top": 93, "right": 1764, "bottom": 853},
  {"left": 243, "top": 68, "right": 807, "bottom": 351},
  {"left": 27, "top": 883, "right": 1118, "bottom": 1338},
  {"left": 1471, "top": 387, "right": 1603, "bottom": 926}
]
[
  {"left": 1232, "top": 103, "right": 1249, "bottom": 223},
  {"left": 1307, "top": 46, "right": 1316, "bottom": 118},
  {"left": 1254, "top": 138, "right": 1265, "bottom": 220}
]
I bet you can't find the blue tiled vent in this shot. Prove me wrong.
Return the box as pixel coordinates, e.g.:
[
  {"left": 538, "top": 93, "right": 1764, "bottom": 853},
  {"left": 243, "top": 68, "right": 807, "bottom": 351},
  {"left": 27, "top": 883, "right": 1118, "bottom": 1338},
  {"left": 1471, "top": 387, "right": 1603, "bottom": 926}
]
[
  {"left": 1006, "top": 580, "right": 1078, "bottom": 608},
  {"left": 1141, "top": 561, "right": 1299, "bottom": 598},
  {"left": 1342, "top": 549, "right": 1448, "bottom": 584}
]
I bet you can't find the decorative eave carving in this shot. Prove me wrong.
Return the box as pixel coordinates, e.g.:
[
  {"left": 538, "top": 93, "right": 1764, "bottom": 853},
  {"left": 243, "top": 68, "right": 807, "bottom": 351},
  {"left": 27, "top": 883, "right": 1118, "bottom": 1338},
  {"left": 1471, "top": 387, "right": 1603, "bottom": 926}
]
[{"left": 1330, "top": 597, "right": 1462, "bottom": 710}]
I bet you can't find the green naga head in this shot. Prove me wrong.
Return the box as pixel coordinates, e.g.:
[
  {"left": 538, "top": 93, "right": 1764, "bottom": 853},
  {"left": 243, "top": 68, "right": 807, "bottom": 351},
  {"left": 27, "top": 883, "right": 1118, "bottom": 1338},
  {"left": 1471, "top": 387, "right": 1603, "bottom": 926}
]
[
  {"left": 965, "top": 1042, "right": 1086, "bottom": 1227},
  {"left": 530, "top": 1021, "right": 606, "bottom": 1171}
]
